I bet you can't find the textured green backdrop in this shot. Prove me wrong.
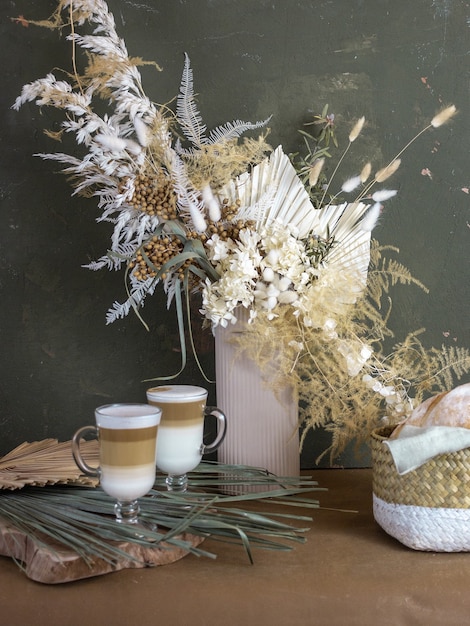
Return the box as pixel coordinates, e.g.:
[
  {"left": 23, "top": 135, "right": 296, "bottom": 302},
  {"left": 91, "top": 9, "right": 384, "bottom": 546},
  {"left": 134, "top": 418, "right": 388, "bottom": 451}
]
[{"left": 1, "top": 0, "right": 468, "bottom": 466}]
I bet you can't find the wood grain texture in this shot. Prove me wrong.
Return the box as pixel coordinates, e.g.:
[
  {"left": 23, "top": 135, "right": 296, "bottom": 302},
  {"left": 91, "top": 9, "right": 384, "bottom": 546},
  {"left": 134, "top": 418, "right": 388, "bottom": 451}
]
[{"left": 0, "top": 520, "right": 204, "bottom": 584}]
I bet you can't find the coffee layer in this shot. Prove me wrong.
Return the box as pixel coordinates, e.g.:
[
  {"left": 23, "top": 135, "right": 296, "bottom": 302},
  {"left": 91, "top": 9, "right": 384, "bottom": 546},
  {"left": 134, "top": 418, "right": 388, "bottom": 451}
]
[
  {"left": 148, "top": 399, "right": 205, "bottom": 427},
  {"left": 100, "top": 426, "right": 157, "bottom": 466}
]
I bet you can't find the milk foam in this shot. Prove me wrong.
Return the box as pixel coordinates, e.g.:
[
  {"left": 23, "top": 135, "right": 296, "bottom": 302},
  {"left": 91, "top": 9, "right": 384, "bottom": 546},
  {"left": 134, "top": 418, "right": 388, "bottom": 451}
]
[
  {"left": 100, "top": 464, "right": 156, "bottom": 500},
  {"left": 95, "top": 403, "right": 161, "bottom": 429},
  {"left": 147, "top": 385, "right": 207, "bottom": 403}
]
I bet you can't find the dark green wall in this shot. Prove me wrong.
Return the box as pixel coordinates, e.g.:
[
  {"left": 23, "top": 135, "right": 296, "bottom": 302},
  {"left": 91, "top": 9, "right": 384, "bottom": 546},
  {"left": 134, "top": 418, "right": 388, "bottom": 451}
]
[{"left": 1, "top": 0, "right": 468, "bottom": 466}]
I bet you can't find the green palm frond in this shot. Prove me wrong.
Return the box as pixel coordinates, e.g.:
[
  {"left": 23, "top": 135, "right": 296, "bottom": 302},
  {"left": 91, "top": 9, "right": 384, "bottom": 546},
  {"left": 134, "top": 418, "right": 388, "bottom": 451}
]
[{"left": 0, "top": 463, "right": 323, "bottom": 570}]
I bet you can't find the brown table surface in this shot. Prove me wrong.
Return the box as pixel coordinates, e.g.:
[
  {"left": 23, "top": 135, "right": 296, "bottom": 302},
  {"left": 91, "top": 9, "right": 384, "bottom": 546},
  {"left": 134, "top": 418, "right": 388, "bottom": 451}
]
[{"left": 1, "top": 468, "right": 469, "bottom": 626}]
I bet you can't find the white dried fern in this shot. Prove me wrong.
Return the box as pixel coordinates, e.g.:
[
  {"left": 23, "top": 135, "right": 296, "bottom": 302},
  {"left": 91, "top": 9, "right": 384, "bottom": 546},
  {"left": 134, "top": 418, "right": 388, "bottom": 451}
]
[
  {"left": 176, "top": 53, "right": 208, "bottom": 147},
  {"left": 176, "top": 53, "right": 270, "bottom": 149},
  {"left": 83, "top": 242, "right": 138, "bottom": 272},
  {"left": 105, "top": 276, "right": 157, "bottom": 324}
]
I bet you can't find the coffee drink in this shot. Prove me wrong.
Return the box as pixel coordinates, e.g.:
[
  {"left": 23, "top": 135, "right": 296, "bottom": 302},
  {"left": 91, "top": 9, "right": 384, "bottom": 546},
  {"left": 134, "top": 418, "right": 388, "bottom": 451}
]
[
  {"left": 72, "top": 403, "right": 161, "bottom": 502},
  {"left": 146, "top": 385, "right": 207, "bottom": 475}
]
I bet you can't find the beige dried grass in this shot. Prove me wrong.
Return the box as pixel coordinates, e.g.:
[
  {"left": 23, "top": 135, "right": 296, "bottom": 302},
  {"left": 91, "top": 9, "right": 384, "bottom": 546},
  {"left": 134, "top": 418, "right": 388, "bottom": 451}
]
[{"left": 0, "top": 439, "right": 98, "bottom": 490}]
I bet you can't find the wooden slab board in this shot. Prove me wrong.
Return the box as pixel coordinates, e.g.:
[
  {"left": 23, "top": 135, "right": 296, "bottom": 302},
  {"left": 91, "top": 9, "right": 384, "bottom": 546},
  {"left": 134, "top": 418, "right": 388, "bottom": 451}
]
[{"left": 0, "top": 520, "right": 204, "bottom": 584}]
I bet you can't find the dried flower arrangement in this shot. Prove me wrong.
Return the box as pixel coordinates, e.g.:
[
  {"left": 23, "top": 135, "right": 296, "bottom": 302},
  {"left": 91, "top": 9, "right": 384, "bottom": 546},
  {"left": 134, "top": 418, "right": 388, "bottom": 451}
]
[{"left": 13, "top": 0, "right": 470, "bottom": 462}]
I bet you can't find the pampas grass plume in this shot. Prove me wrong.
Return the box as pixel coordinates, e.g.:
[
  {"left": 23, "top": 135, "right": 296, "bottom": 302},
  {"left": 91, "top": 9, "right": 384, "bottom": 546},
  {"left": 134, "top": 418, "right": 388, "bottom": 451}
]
[
  {"left": 360, "top": 162, "right": 372, "bottom": 183},
  {"left": 431, "top": 105, "right": 457, "bottom": 128},
  {"left": 348, "top": 116, "right": 365, "bottom": 142},
  {"left": 341, "top": 175, "right": 362, "bottom": 193},
  {"left": 308, "top": 158, "right": 325, "bottom": 187},
  {"left": 189, "top": 202, "right": 207, "bottom": 233},
  {"left": 360, "top": 202, "right": 382, "bottom": 232},
  {"left": 372, "top": 189, "right": 397, "bottom": 202},
  {"left": 375, "top": 159, "right": 401, "bottom": 183},
  {"left": 202, "top": 184, "right": 221, "bottom": 221}
]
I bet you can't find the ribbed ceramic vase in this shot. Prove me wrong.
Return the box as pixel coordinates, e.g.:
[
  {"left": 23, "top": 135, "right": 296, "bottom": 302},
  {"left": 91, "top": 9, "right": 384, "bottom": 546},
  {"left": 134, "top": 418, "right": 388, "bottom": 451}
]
[{"left": 214, "top": 308, "right": 300, "bottom": 480}]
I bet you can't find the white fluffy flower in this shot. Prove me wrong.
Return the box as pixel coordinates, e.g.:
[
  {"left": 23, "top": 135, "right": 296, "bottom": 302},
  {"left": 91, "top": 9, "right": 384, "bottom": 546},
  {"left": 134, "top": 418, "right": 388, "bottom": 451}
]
[
  {"left": 206, "top": 235, "right": 230, "bottom": 262},
  {"left": 341, "top": 175, "right": 362, "bottom": 193},
  {"left": 95, "top": 134, "right": 127, "bottom": 152},
  {"left": 201, "top": 221, "right": 312, "bottom": 327},
  {"left": 372, "top": 189, "right": 397, "bottom": 202}
]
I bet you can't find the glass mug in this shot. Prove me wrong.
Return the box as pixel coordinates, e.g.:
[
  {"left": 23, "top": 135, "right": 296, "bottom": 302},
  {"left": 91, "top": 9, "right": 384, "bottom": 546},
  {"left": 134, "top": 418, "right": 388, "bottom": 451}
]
[
  {"left": 146, "top": 385, "right": 227, "bottom": 492},
  {"left": 72, "top": 403, "right": 161, "bottom": 524}
]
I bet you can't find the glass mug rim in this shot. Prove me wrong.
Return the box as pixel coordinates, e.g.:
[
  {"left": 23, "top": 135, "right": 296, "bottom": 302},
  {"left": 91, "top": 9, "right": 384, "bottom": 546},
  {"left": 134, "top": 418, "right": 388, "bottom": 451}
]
[
  {"left": 95, "top": 402, "right": 161, "bottom": 422},
  {"left": 146, "top": 385, "right": 208, "bottom": 402}
]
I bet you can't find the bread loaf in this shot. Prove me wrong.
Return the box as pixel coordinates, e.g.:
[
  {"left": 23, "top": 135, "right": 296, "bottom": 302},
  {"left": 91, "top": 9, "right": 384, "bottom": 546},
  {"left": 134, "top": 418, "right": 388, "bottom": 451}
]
[{"left": 390, "top": 382, "right": 470, "bottom": 439}]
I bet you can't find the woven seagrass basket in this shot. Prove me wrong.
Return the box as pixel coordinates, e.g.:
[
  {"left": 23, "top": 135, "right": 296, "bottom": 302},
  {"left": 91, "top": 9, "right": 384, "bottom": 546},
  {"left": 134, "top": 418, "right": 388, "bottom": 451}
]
[{"left": 371, "top": 426, "right": 470, "bottom": 552}]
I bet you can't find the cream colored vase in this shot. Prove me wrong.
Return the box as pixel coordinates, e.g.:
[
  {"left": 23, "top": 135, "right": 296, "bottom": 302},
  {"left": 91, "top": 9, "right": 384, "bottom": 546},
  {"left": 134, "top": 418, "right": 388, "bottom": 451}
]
[{"left": 214, "top": 309, "right": 300, "bottom": 478}]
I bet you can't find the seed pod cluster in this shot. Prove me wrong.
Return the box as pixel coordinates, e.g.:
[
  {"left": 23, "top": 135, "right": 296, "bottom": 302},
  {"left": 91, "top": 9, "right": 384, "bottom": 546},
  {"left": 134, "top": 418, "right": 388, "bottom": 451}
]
[
  {"left": 130, "top": 171, "right": 178, "bottom": 219},
  {"left": 129, "top": 234, "right": 203, "bottom": 288},
  {"left": 129, "top": 235, "right": 184, "bottom": 281},
  {"left": 207, "top": 198, "right": 256, "bottom": 241},
  {"left": 129, "top": 195, "right": 257, "bottom": 284}
]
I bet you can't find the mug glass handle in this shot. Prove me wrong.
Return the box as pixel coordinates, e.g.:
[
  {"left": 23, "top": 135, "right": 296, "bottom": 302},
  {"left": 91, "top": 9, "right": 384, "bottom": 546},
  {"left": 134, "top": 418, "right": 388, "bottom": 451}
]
[
  {"left": 201, "top": 407, "right": 227, "bottom": 455},
  {"left": 71, "top": 425, "right": 100, "bottom": 477}
]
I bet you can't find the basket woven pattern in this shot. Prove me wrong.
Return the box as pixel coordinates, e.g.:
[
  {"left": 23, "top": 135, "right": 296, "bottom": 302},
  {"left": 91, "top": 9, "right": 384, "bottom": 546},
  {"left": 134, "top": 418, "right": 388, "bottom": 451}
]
[
  {"left": 371, "top": 426, "right": 470, "bottom": 509},
  {"left": 371, "top": 426, "right": 470, "bottom": 552}
]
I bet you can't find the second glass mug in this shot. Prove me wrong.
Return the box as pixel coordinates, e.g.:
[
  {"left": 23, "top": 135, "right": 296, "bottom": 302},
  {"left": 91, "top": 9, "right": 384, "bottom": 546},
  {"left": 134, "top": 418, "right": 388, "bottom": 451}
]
[{"left": 146, "top": 385, "right": 227, "bottom": 492}]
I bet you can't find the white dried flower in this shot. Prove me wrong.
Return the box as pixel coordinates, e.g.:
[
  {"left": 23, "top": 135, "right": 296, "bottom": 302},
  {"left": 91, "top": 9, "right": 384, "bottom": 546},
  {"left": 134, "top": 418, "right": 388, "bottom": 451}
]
[
  {"left": 278, "top": 290, "right": 298, "bottom": 304},
  {"left": 188, "top": 202, "right": 207, "bottom": 233},
  {"left": 337, "top": 341, "right": 372, "bottom": 376},
  {"left": 124, "top": 139, "right": 143, "bottom": 156},
  {"left": 322, "top": 318, "right": 338, "bottom": 340},
  {"left": 262, "top": 267, "right": 275, "bottom": 282},
  {"left": 202, "top": 184, "right": 221, "bottom": 221},
  {"left": 341, "top": 175, "right": 362, "bottom": 193},
  {"left": 95, "top": 134, "right": 127, "bottom": 152},
  {"left": 360, "top": 202, "right": 381, "bottom": 232},
  {"left": 372, "top": 189, "right": 397, "bottom": 202}
]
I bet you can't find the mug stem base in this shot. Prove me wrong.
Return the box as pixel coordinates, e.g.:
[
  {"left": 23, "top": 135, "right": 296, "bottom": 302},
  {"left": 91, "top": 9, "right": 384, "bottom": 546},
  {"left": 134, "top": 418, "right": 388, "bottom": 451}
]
[
  {"left": 114, "top": 499, "right": 140, "bottom": 524},
  {"left": 166, "top": 474, "right": 188, "bottom": 492}
]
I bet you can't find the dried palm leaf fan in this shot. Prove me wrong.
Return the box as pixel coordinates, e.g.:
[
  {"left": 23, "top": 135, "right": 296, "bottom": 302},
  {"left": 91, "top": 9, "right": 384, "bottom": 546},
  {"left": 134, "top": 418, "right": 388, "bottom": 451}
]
[
  {"left": 0, "top": 439, "right": 98, "bottom": 490},
  {"left": 219, "top": 145, "right": 373, "bottom": 281}
]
